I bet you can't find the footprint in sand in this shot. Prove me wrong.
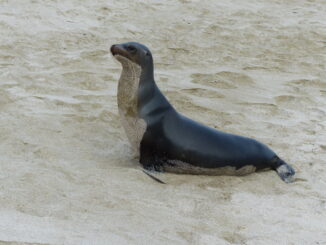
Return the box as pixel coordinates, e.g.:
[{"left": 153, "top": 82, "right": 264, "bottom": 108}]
[
  {"left": 286, "top": 79, "right": 326, "bottom": 90},
  {"left": 181, "top": 88, "right": 225, "bottom": 99},
  {"left": 165, "top": 90, "right": 213, "bottom": 114},
  {"left": 80, "top": 49, "right": 109, "bottom": 61},
  {"left": 237, "top": 102, "right": 279, "bottom": 115},
  {"left": 0, "top": 89, "right": 13, "bottom": 108},
  {"left": 274, "top": 95, "right": 316, "bottom": 108},
  {"left": 191, "top": 71, "right": 254, "bottom": 89},
  {"left": 62, "top": 71, "right": 107, "bottom": 90}
]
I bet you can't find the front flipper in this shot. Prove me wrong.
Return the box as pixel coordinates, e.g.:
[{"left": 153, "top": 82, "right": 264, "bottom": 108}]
[
  {"left": 142, "top": 163, "right": 164, "bottom": 172},
  {"left": 139, "top": 139, "right": 165, "bottom": 172},
  {"left": 142, "top": 169, "right": 166, "bottom": 184},
  {"left": 140, "top": 142, "right": 166, "bottom": 183}
]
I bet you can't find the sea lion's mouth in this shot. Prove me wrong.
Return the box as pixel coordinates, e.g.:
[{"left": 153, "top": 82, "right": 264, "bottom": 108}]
[{"left": 111, "top": 44, "right": 130, "bottom": 60}]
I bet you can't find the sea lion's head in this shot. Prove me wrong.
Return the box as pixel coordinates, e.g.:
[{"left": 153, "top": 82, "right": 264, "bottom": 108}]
[{"left": 111, "top": 42, "right": 153, "bottom": 69}]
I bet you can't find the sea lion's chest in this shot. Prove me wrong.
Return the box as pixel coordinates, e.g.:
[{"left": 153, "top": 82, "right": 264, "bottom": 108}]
[{"left": 116, "top": 56, "right": 146, "bottom": 151}]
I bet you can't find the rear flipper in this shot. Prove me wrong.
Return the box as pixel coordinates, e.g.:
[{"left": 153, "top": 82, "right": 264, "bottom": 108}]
[{"left": 270, "top": 156, "right": 295, "bottom": 183}]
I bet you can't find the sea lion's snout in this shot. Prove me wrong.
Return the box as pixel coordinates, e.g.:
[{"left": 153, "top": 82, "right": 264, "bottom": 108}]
[
  {"left": 110, "top": 44, "right": 117, "bottom": 55},
  {"left": 110, "top": 44, "right": 129, "bottom": 58}
]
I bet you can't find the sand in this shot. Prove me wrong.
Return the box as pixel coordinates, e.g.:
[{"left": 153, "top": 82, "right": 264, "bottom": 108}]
[{"left": 0, "top": 0, "right": 325, "bottom": 244}]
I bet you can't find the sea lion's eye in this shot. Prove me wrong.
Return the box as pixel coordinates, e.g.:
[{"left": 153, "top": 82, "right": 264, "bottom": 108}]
[{"left": 126, "top": 45, "right": 137, "bottom": 53}]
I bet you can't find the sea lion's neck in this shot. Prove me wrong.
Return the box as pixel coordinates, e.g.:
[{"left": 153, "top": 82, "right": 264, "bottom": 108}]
[
  {"left": 115, "top": 55, "right": 142, "bottom": 117},
  {"left": 138, "top": 68, "right": 174, "bottom": 121},
  {"left": 140, "top": 63, "right": 154, "bottom": 82},
  {"left": 115, "top": 55, "right": 173, "bottom": 122},
  {"left": 115, "top": 55, "right": 146, "bottom": 150}
]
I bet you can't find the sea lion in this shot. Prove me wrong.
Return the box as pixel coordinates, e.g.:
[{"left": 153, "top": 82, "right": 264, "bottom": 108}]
[{"left": 110, "top": 42, "right": 295, "bottom": 183}]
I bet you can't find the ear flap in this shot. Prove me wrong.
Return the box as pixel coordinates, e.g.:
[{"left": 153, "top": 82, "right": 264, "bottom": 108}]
[{"left": 144, "top": 51, "right": 150, "bottom": 56}]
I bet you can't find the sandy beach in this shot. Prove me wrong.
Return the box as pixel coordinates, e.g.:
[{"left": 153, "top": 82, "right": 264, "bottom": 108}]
[{"left": 0, "top": 0, "right": 325, "bottom": 244}]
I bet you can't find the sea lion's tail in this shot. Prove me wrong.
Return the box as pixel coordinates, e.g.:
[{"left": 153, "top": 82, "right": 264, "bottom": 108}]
[{"left": 270, "top": 156, "right": 295, "bottom": 183}]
